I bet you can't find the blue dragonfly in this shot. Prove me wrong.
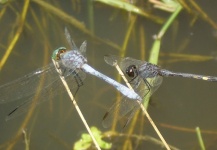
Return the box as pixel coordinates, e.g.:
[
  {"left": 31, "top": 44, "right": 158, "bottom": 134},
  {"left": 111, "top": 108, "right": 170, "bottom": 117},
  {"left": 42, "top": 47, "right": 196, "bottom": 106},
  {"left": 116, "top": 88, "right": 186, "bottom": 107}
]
[{"left": 0, "top": 28, "right": 141, "bottom": 120}]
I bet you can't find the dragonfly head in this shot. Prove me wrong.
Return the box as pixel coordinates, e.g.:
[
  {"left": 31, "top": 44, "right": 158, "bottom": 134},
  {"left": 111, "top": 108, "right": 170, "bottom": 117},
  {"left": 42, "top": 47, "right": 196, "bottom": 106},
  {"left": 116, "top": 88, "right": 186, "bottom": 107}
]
[
  {"left": 52, "top": 47, "right": 67, "bottom": 61},
  {"left": 126, "top": 65, "right": 138, "bottom": 78}
]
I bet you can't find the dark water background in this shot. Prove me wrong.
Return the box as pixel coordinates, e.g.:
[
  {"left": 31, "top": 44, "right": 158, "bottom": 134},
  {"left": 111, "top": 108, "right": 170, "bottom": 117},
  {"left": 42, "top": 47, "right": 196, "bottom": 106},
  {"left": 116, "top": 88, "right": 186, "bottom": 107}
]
[{"left": 0, "top": 0, "right": 217, "bottom": 149}]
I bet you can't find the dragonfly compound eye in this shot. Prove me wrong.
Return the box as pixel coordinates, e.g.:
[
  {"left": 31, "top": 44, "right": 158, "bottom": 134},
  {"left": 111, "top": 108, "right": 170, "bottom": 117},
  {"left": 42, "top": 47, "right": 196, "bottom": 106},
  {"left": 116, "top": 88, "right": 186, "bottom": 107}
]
[
  {"left": 126, "top": 65, "right": 137, "bottom": 78},
  {"left": 56, "top": 48, "right": 67, "bottom": 60},
  {"left": 52, "top": 47, "right": 67, "bottom": 60}
]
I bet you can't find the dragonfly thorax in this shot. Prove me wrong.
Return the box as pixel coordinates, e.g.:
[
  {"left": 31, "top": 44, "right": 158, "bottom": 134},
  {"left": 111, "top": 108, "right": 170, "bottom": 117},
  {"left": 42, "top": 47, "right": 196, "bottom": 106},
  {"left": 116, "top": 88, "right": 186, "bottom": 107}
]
[
  {"left": 138, "top": 62, "right": 160, "bottom": 78},
  {"left": 60, "top": 50, "right": 87, "bottom": 69}
]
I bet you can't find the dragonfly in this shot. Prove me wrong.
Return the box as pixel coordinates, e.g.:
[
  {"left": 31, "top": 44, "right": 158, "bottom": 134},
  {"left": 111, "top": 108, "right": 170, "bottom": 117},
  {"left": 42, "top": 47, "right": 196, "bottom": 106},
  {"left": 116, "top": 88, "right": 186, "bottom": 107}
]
[
  {"left": 0, "top": 28, "right": 141, "bottom": 121},
  {"left": 102, "top": 55, "right": 217, "bottom": 128}
]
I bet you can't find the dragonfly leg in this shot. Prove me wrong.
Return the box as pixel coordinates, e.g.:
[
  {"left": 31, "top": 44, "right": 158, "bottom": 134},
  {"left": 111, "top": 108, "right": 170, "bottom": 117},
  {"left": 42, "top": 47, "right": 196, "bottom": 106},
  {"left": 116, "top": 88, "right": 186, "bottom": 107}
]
[
  {"left": 128, "top": 73, "right": 139, "bottom": 83},
  {"left": 70, "top": 70, "right": 84, "bottom": 96},
  {"left": 143, "top": 78, "right": 151, "bottom": 97},
  {"left": 73, "top": 76, "right": 83, "bottom": 96}
]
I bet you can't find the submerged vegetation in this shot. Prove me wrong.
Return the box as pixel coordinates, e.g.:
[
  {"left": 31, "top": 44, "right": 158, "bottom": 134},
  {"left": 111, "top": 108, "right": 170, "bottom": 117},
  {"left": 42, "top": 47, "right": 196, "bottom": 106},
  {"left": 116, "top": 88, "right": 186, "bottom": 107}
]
[{"left": 0, "top": 0, "right": 217, "bottom": 149}]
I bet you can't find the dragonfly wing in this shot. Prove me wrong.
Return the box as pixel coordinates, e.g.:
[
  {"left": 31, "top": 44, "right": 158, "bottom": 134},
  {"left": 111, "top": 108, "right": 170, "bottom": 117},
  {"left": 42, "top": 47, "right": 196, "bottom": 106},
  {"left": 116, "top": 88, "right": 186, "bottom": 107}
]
[
  {"left": 104, "top": 55, "right": 122, "bottom": 67},
  {"left": 148, "top": 75, "right": 163, "bottom": 95},
  {"left": 0, "top": 52, "right": 87, "bottom": 104},
  {"left": 104, "top": 55, "right": 146, "bottom": 80},
  {"left": 120, "top": 57, "right": 145, "bottom": 71},
  {"left": 64, "top": 27, "right": 77, "bottom": 50},
  {"left": 103, "top": 55, "right": 163, "bottom": 128},
  {"left": 79, "top": 41, "right": 87, "bottom": 58},
  {"left": 102, "top": 97, "right": 140, "bottom": 128},
  {"left": 6, "top": 67, "right": 86, "bottom": 120},
  {"left": 133, "top": 75, "right": 163, "bottom": 98},
  {"left": 6, "top": 95, "right": 48, "bottom": 121},
  {"left": 0, "top": 63, "right": 58, "bottom": 103},
  {"left": 5, "top": 77, "right": 62, "bottom": 120},
  {"left": 64, "top": 28, "right": 87, "bottom": 58},
  {"left": 103, "top": 76, "right": 162, "bottom": 128},
  {"left": 104, "top": 55, "right": 144, "bottom": 69},
  {"left": 105, "top": 55, "right": 163, "bottom": 96}
]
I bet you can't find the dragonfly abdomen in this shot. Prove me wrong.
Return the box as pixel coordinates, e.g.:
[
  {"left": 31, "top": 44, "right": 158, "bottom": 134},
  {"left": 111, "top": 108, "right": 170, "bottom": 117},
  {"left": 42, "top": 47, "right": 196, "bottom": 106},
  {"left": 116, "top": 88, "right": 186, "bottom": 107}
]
[{"left": 159, "top": 69, "right": 217, "bottom": 81}]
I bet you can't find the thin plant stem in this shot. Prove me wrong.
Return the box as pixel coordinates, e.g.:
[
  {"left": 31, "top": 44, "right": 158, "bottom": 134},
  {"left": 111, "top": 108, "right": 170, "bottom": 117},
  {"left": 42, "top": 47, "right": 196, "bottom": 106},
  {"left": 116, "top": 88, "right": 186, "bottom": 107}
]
[
  {"left": 149, "top": 4, "right": 183, "bottom": 64},
  {"left": 32, "top": 0, "right": 121, "bottom": 51},
  {"left": 111, "top": 15, "right": 137, "bottom": 131},
  {"left": 103, "top": 132, "right": 179, "bottom": 150},
  {"left": 113, "top": 62, "right": 171, "bottom": 150},
  {"left": 0, "top": 0, "right": 30, "bottom": 70},
  {"left": 52, "top": 59, "right": 101, "bottom": 150},
  {"left": 22, "top": 129, "right": 30, "bottom": 150},
  {"left": 6, "top": 49, "right": 50, "bottom": 150},
  {"left": 87, "top": 0, "right": 95, "bottom": 34},
  {"left": 196, "top": 127, "right": 206, "bottom": 150},
  {"left": 189, "top": 1, "right": 217, "bottom": 29},
  {"left": 144, "top": 4, "right": 183, "bottom": 109}
]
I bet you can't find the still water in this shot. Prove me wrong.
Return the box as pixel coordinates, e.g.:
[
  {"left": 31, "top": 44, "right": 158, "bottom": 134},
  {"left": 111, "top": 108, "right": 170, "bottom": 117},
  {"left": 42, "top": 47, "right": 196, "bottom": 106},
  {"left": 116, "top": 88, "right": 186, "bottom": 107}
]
[{"left": 0, "top": 0, "right": 217, "bottom": 149}]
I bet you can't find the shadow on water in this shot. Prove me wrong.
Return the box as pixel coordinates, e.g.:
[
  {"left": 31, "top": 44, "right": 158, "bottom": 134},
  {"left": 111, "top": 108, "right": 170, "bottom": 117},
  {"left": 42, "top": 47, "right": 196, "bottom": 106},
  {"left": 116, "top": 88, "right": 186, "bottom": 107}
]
[{"left": 0, "top": 0, "right": 217, "bottom": 149}]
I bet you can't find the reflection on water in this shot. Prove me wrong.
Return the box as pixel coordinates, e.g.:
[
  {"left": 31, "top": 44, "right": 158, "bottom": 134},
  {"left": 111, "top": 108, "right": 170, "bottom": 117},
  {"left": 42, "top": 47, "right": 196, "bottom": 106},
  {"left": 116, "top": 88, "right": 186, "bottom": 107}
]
[{"left": 0, "top": 0, "right": 217, "bottom": 149}]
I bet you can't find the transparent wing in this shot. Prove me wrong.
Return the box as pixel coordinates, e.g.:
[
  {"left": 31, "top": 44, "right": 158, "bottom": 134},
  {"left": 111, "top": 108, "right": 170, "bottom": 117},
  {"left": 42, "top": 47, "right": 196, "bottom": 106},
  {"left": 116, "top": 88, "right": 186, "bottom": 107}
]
[
  {"left": 0, "top": 63, "right": 58, "bottom": 103},
  {"left": 65, "top": 27, "right": 77, "bottom": 50},
  {"left": 104, "top": 55, "right": 163, "bottom": 95},
  {"left": 6, "top": 76, "right": 63, "bottom": 120},
  {"left": 104, "top": 55, "right": 145, "bottom": 84},
  {"left": 79, "top": 41, "right": 87, "bottom": 58},
  {"left": 103, "top": 55, "right": 163, "bottom": 128},
  {"left": 5, "top": 70, "right": 85, "bottom": 120},
  {"left": 104, "top": 55, "right": 144, "bottom": 68},
  {"left": 102, "top": 76, "right": 162, "bottom": 128},
  {"left": 102, "top": 97, "right": 140, "bottom": 128},
  {"left": 2, "top": 29, "right": 87, "bottom": 119},
  {"left": 65, "top": 27, "right": 86, "bottom": 57},
  {"left": 0, "top": 62, "right": 86, "bottom": 104},
  {"left": 2, "top": 58, "right": 86, "bottom": 120}
]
